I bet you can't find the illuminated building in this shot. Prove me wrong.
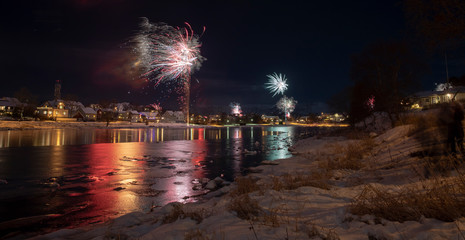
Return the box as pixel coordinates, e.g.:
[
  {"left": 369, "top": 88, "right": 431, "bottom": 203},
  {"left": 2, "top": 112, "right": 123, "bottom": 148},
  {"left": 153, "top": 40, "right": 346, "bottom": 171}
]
[{"left": 36, "top": 100, "right": 69, "bottom": 120}]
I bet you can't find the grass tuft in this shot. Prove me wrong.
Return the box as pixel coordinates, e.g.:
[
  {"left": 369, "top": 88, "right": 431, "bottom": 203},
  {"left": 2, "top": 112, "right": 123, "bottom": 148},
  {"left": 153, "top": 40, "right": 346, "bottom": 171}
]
[
  {"left": 271, "top": 172, "right": 331, "bottom": 191},
  {"left": 349, "top": 177, "right": 465, "bottom": 222},
  {"left": 229, "top": 176, "right": 260, "bottom": 197},
  {"left": 227, "top": 194, "right": 262, "bottom": 220},
  {"left": 162, "top": 204, "right": 210, "bottom": 224}
]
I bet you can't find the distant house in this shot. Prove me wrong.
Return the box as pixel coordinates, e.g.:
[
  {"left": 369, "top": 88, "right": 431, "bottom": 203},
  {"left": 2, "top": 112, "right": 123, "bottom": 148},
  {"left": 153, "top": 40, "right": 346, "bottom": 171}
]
[
  {"left": 129, "top": 110, "right": 141, "bottom": 122},
  {"left": 208, "top": 115, "right": 222, "bottom": 124},
  {"left": 411, "top": 86, "right": 465, "bottom": 109},
  {"left": 77, "top": 107, "right": 97, "bottom": 121},
  {"left": 36, "top": 100, "right": 69, "bottom": 120},
  {"left": 297, "top": 116, "right": 311, "bottom": 123},
  {"left": 140, "top": 111, "right": 158, "bottom": 122},
  {"left": 162, "top": 111, "right": 185, "bottom": 123},
  {"left": 261, "top": 115, "right": 280, "bottom": 124},
  {"left": 0, "top": 97, "right": 22, "bottom": 116},
  {"left": 64, "top": 100, "right": 85, "bottom": 117},
  {"left": 317, "top": 113, "right": 346, "bottom": 123}
]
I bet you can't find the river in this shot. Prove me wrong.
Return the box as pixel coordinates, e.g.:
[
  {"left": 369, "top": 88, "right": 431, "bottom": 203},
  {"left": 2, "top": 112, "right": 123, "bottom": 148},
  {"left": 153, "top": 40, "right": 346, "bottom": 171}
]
[{"left": 0, "top": 125, "right": 315, "bottom": 238}]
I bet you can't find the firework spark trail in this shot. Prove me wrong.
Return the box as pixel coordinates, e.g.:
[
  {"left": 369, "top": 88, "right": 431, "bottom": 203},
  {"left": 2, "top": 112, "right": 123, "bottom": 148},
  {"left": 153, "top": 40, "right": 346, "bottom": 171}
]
[
  {"left": 133, "top": 18, "right": 205, "bottom": 86},
  {"left": 265, "top": 72, "right": 288, "bottom": 97}
]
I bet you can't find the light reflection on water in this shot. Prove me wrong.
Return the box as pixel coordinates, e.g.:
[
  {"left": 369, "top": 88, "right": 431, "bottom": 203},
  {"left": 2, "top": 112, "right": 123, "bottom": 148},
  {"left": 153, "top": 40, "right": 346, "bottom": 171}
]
[{"left": 0, "top": 126, "right": 315, "bottom": 237}]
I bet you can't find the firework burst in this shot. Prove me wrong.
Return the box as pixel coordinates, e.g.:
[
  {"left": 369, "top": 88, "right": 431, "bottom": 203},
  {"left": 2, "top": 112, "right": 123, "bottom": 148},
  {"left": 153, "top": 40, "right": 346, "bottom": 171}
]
[
  {"left": 133, "top": 18, "right": 205, "bottom": 124},
  {"left": 277, "top": 96, "right": 297, "bottom": 119},
  {"left": 133, "top": 18, "right": 206, "bottom": 86},
  {"left": 265, "top": 72, "right": 288, "bottom": 97},
  {"left": 230, "top": 102, "right": 242, "bottom": 116}
]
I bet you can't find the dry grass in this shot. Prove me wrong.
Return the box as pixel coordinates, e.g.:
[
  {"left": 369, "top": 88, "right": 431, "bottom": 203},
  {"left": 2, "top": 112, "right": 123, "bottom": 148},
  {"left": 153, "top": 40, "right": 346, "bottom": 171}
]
[
  {"left": 304, "top": 223, "right": 340, "bottom": 240},
  {"left": 184, "top": 229, "right": 212, "bottom": 240},
  {"left": 398, "top": 111, "right": 437, "bottom": 134},
  {"left": 270, "top": 172, "right": 331, "bottom": 191},
  {"left": 229, "top": 176, "right": 260, "bottom": 197},
  {"left": 261, "top": 206, "right": 280, "bottom": 227},
  {"left": 404, "top": 111, "right": 445, "bottom": 152},
  {"left": 162, "top": 204, "right": 210, "bottom": 224},
  {"left": 324, "top": 137, "right": 376, "bottom": 170},
  {"left": 227, "top": 194, "right": 262, "bottom": 220},
  {"left": 349, "top": 176, "right": 465, "bottom": 222}
]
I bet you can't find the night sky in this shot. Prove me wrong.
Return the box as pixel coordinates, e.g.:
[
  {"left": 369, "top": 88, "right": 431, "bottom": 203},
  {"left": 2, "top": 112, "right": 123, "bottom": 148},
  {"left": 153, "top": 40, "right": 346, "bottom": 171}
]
[{"left": 0, "top": 1, "right": 457, "bottom": 113}]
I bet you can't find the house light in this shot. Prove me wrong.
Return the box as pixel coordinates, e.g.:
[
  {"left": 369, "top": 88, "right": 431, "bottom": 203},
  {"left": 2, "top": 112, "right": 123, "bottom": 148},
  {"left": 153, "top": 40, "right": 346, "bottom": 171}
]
[{"left": 447, "top": 93, "right": 452, "bottom": 99}]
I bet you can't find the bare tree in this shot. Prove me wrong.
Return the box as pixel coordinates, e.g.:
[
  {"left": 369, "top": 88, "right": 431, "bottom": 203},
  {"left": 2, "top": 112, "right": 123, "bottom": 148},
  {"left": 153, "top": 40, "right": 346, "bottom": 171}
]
[{"left": 349, "top": 41, "right": 427, "bottom": 125}]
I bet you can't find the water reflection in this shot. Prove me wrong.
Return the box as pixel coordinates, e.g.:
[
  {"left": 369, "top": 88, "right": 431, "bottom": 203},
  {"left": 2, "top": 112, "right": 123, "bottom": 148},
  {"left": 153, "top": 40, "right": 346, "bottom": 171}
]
[
  {"left": 0, "top": 126, "right": 314, "bottom": 237},
  {"left": 0, "top": 127, "right": 299, "bottom": 150}
]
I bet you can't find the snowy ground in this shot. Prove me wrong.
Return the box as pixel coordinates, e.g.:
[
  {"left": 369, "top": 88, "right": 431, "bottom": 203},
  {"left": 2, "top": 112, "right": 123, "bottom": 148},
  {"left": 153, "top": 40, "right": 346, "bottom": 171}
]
[{"left": 24, "top": 124, "right": 465, "bottom": 239}]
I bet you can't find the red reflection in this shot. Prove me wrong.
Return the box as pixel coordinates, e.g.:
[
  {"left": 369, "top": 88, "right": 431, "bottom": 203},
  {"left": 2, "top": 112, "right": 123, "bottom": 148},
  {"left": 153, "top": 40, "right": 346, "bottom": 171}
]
[
  {"left": 191, "top": 139, "right": 206, "bottom": 179},
  {"left": 198, "top": 128, "right": 204, "bottom": 141},
  {"left": 69, "top": 143, "right": 145, "bottom": 226}
]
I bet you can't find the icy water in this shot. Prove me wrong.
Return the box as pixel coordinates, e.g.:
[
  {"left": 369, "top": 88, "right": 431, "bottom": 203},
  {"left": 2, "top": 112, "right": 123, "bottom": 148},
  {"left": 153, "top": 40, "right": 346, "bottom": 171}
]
[{"left": 0, "top": 126, "right": 315, "bottom": 238}]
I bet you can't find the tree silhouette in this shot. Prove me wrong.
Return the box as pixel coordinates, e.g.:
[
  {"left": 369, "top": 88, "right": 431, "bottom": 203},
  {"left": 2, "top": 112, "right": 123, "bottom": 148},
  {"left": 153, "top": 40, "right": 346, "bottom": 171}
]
[{"left": 349, "top": 41, "right": 427, "bottom": 125}]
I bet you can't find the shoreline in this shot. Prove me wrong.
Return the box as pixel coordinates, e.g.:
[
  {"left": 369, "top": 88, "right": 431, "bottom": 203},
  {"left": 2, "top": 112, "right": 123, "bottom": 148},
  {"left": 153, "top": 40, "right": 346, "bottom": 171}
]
[
  {"left": 0, "top": 120, "right": 348, "bottom": 131},
  {"left": 24, "top": 124, "right": 465, "bottom": 240}
]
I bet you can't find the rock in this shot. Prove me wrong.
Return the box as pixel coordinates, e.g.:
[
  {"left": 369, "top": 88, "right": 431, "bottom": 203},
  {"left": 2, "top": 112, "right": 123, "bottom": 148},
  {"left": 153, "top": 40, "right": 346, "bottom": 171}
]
[
  {"left": 369, "top": 132, "right": 378, "bottom": 138},
  {"left": 113, "top": 187, "right": 125, "bottom": 191},
  {"left": 205, "top": 180, "right": 217, "bottom": 190},
  {"left": 192, "top": 184, "right": 202, "bottom": 190},
  {"left": 158, "top": 202, "right": 183, "bottom": 216},
  {"left": 201, "top": 178, "right": 210, "bottom": 185},
  {"left": 213, "top": 177, "right": 224, "bottom": 185}
]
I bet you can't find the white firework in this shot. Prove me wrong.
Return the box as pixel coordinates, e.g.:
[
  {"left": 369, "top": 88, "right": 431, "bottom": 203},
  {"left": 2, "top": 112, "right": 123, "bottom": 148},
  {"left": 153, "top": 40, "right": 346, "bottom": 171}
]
[
  {"left": 230, "top": 102, "right": 242, "bottom": 116},
  {"left": 277, "top": 96, "right": 297, "bottom": 115},
  {"left": 265, "top": 72, "right": 288, "bottom": 97}
]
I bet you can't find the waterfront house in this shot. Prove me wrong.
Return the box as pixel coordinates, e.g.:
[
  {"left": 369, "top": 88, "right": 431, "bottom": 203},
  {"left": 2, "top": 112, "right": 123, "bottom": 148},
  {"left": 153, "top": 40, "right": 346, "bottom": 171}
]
[
  {"left": 162, "top": 111, "right": 185, "bottom": 123},
  {"left": 140, "top": 111, "right": 157, "bottom": 122},
  {"left": 36, "top": 100, "right": 68, "bottom": 120},
  {"left": 0, "top": 97, "right": 22, "bottom": 116},
  {"left": 79, "top": 107, "right": 97, "bottom": 121}
]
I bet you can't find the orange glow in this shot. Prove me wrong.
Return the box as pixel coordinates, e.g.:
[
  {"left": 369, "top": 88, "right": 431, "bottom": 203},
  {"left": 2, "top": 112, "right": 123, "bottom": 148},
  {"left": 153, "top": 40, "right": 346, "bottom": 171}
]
[{"left": 81, "top": 142, "right": 145, "bottom": 223}]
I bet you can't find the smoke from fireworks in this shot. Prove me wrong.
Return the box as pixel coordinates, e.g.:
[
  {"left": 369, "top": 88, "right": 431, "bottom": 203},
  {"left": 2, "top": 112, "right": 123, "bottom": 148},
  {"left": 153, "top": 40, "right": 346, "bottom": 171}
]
[
  {"left": 230, "top": 102, "right": 242, "bottom": 116},
  {"left": 266, "top": 72, "right": 288, "bottom": 97},
  {"left": 277, "top": 96, "right": 297, "bottom": 117},
  {"left": 133, "top": 18, "right": 206, "bottom": 86}
]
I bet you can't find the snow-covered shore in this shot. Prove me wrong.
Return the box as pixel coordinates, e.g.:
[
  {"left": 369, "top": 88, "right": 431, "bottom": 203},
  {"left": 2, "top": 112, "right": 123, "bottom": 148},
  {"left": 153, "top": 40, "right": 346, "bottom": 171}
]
[{"left": 28, "top": 124, "right": 465, "bottom": 239}]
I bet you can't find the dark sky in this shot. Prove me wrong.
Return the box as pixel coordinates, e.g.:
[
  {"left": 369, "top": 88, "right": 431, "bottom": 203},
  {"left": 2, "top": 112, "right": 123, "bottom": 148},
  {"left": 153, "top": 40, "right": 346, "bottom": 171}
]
[{"left": 1, "top": 0, "right": 449, "bottom": 112}]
